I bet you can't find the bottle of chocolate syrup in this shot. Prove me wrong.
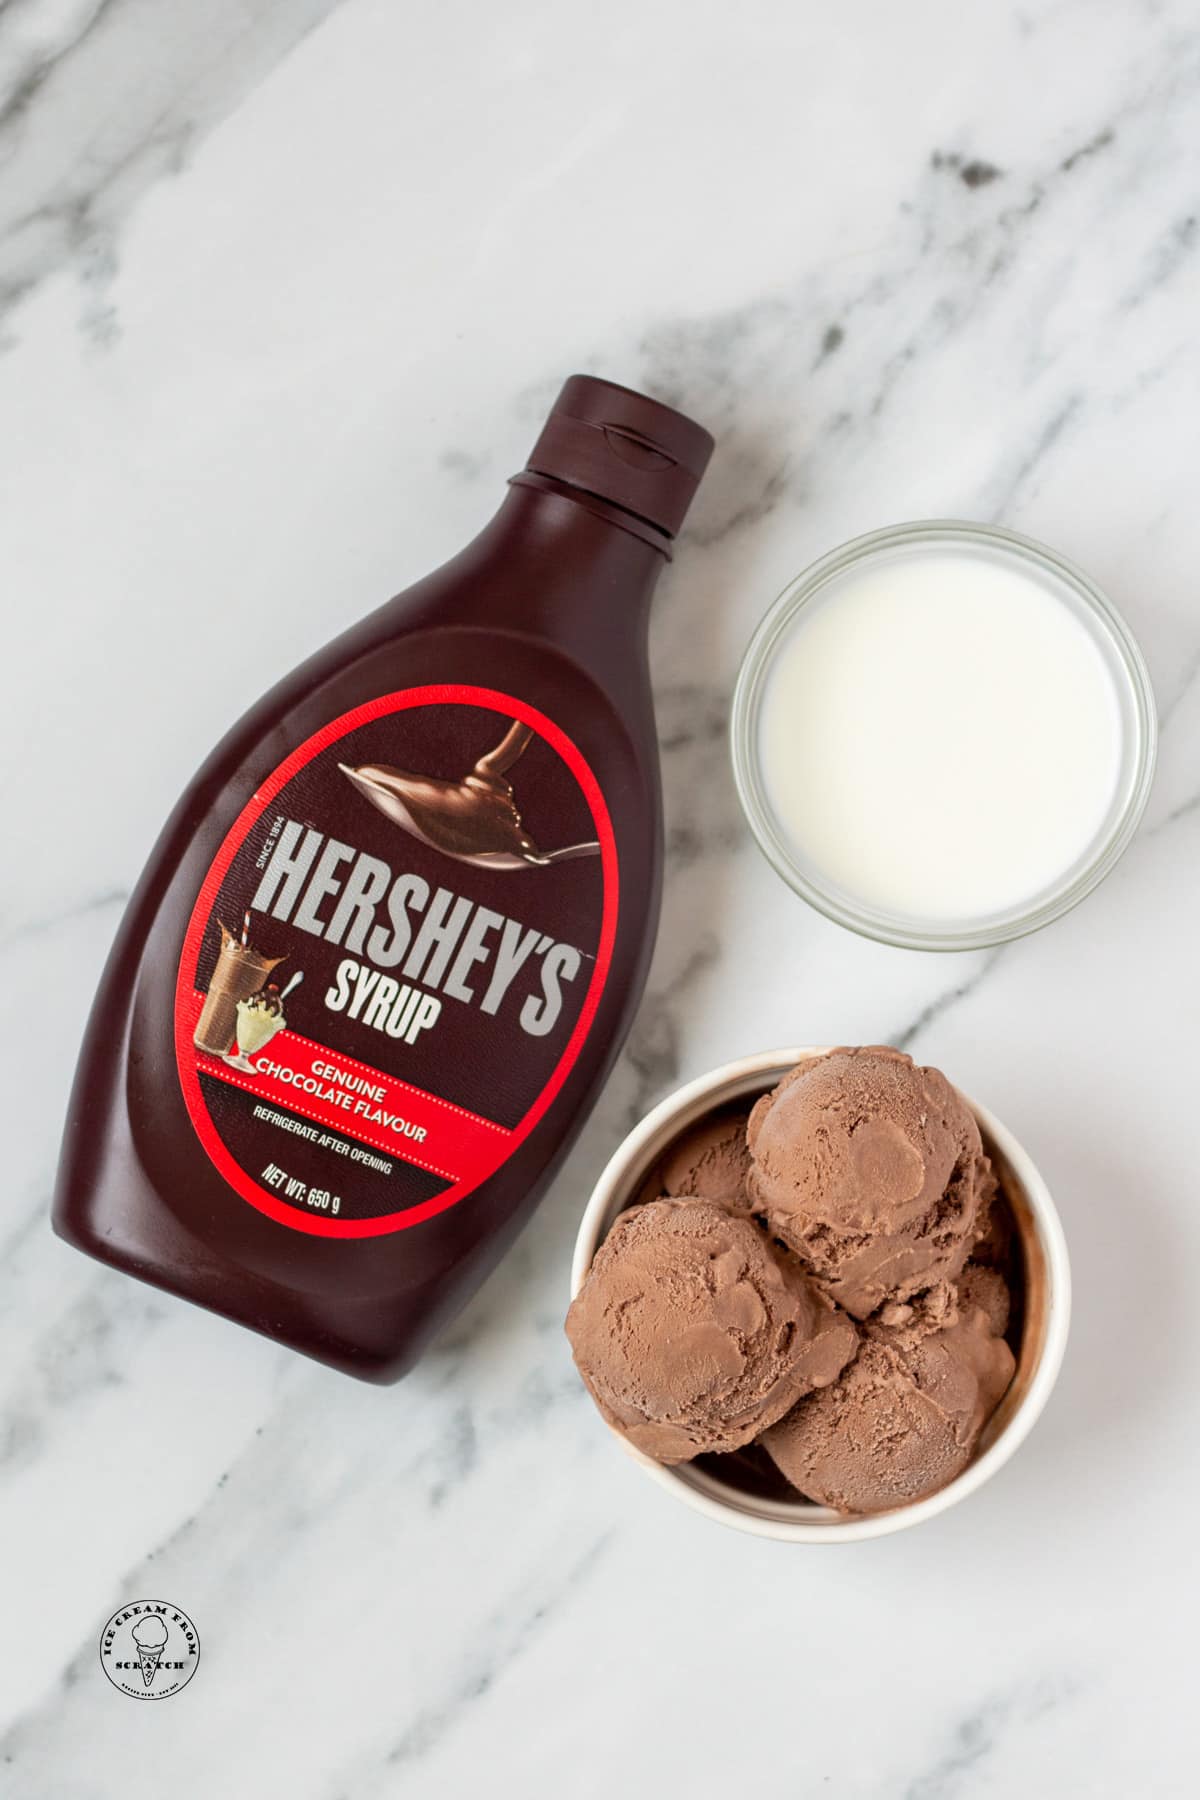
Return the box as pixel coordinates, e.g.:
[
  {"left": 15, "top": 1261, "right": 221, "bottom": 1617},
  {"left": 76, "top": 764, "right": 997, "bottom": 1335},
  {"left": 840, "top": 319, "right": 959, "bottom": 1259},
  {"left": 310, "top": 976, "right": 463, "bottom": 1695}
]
[{"left": 54, "top": 378, "right": 713, "bottom": 1381}]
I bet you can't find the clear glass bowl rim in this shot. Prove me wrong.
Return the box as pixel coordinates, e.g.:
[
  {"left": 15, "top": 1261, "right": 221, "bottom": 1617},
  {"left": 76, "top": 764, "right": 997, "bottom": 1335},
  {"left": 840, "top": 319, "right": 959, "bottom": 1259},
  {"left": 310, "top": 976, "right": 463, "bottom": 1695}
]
[{"left": 730, "top": 519, "right": 1158, "bottom": 951}]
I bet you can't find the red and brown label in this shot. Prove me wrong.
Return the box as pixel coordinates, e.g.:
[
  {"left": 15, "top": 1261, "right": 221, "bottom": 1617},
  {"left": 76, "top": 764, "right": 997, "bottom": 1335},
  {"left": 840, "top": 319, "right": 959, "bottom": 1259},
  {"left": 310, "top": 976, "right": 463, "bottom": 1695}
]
[{"left": 174, "top": 685, "right": 617, "bottom": 1238}]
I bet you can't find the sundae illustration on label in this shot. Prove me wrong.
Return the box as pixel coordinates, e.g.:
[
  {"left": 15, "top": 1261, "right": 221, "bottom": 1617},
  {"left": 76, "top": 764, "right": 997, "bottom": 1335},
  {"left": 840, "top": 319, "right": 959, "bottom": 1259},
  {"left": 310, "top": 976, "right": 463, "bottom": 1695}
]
[
  {"left": 339, "top": 718, "right": 601, "bottom": 869},
  {"left": 225, "top": 970, "right": 304, "bottom": 1073},
  {"left": 131, "top": 1615, "right": 168, "bottom": 1688},
  {"left": 192, "top": 913, "right": 285, "bottom": 1056}
]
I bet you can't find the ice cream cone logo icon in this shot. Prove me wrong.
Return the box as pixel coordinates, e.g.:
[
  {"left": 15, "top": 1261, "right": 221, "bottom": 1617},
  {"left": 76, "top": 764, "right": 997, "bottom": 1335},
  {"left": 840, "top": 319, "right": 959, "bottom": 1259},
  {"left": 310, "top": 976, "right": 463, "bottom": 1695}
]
[
  {"left": 99, "top": 1599, "right": 200, "bottom": 1700},
  {"left": 131, "top": 1615, "right": 168, "bottom": 1686}
]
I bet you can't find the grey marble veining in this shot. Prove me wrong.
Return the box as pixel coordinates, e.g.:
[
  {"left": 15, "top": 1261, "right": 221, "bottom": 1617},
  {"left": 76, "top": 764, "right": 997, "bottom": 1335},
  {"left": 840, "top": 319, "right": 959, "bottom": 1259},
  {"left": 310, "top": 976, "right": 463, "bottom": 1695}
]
[
  {"left": 901, "top": 1675, "right": 1085, "bottom": 1800},
  {"left": 1, "top": 0, "right": 1199, "bottom": 1795},
  {"left": 0, "top": 0, "right": 342, "bottom": 339}
]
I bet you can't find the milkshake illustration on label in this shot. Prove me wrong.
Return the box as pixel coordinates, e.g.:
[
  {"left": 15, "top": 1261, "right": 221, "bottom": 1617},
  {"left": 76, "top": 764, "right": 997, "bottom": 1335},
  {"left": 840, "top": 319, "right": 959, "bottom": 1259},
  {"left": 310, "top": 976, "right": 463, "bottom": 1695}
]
[{"left": 192, "top": 919, "right": 285, "bottom": 1056}]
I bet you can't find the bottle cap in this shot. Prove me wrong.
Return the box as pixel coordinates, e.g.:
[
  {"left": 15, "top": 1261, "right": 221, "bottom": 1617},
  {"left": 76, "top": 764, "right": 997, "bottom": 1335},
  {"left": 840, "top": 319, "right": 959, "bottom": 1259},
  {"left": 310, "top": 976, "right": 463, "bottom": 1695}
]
[{"left": 524, "top": 376, "right": 714, "bottom": 539}]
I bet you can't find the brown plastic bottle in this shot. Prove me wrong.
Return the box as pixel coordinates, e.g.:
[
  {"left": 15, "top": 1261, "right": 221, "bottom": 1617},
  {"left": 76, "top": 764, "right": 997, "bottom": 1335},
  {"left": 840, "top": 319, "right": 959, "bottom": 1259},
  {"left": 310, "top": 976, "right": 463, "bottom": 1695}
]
[{"left": 52, "top": 377, "right": 713, "bottom": 1382}]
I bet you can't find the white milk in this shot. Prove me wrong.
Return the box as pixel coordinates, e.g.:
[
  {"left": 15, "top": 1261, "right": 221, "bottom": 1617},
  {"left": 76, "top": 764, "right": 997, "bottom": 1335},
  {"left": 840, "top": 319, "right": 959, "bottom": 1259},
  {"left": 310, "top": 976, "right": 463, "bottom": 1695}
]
[{"left": 757, "top": 546, "right": 1124, "bottom": 922}]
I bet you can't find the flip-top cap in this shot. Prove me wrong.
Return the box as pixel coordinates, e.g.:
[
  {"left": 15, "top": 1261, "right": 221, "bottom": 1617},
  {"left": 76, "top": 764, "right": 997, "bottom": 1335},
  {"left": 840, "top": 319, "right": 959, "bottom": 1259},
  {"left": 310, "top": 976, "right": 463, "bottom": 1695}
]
[{"left": 525, "top": 375, "right": 714, "bottom": 539}]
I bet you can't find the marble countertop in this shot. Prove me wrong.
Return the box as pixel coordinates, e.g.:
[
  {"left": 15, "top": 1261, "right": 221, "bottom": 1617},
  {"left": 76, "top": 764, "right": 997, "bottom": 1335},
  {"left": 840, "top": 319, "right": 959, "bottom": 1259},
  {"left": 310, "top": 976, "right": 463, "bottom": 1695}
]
[{"left": 2, "top": 0, "right": 1198, "bottom": 1793}]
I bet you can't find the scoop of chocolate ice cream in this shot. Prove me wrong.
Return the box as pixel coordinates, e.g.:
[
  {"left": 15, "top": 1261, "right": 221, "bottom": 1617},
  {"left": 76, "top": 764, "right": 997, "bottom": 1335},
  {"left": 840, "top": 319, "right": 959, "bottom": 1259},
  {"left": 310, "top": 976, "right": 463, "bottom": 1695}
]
[
  {"left": 956, "top": 1263, "right": 1011, "bottom": 1337},
  {"left": 761, "top": 1286, "right": 1015, "bottom": 1513},
  {"left": 566, "top": 1200, "right": 858, "bottom": 1464},
  {"left": 747, "top": 1046, "right": 992, "bottom": 1319},
  {"left": 656, "top": 1109, "right": 755, "bottom": 1214},
  {"left": 971, "top": 1192, "right": 1016, "bottom": 1275}
]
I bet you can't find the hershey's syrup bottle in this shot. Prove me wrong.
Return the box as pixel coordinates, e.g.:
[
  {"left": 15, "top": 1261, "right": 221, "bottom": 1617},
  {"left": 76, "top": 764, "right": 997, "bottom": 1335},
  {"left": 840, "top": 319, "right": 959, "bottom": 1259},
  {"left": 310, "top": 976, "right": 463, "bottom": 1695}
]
[{"left": 53, "top": 377, "right": 714, "bottom": 1381}]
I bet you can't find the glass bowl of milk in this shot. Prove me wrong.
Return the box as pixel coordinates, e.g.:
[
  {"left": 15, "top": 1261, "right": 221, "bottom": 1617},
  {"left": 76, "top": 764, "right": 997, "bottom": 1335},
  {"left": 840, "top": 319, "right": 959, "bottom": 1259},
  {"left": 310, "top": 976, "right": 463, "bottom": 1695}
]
[{"left": 731, "top": 521, "right": 1156, "bottom": 950}]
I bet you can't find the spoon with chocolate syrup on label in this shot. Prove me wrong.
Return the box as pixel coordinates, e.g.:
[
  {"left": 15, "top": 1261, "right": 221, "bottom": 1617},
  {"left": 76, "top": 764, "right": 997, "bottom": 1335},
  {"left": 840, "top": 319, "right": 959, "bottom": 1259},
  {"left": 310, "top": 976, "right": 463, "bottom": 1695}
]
[{"left": 339, "top": 720, "right": 601, "bottom": 870}]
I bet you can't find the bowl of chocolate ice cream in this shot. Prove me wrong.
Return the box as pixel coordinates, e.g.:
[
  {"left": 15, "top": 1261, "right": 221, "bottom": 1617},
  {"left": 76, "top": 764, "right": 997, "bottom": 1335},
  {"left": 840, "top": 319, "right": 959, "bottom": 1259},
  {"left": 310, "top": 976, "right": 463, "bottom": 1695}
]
[{"left": 567, "top": 1047, "right": 1070, "bottom": 1541}]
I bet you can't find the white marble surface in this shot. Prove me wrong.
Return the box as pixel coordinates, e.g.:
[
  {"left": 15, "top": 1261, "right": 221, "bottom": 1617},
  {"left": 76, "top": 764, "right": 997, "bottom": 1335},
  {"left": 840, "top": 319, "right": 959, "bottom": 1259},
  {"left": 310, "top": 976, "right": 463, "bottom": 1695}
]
[{"left": 2, "top": 0, "right": 1198, "bottom": 1792}]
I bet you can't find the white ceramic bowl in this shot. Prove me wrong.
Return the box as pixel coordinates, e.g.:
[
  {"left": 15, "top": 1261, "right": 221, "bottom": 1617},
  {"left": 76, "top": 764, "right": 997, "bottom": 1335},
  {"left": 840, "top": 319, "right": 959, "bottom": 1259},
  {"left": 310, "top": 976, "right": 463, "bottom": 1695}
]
[{"left": 570, "top": 1048, "right": 1071, "bottom": 1542}]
